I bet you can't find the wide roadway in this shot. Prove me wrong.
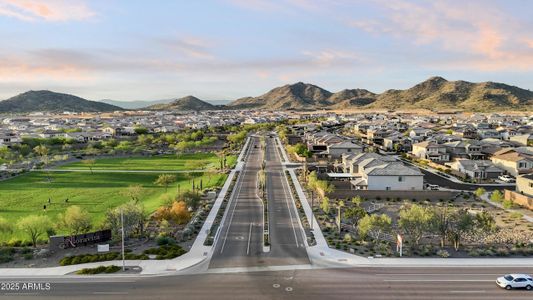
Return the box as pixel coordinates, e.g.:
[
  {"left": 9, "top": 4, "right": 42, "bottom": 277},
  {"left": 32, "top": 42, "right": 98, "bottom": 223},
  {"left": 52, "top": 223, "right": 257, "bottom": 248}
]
[{"left": 3, "top": 266, "right": 532, "bottom": 299}]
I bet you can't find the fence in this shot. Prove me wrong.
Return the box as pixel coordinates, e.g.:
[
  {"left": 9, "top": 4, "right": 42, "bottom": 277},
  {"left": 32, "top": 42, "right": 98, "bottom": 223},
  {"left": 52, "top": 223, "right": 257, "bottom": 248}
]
[{"left": 505, "top": 189, "right": 533, "bottom": 210}]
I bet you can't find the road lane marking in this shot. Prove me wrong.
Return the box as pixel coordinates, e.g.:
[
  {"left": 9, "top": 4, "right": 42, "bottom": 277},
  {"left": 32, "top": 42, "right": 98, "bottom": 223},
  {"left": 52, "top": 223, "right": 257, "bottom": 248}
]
[
  {"left": 247, "top": 223, "right": 253, "bottom": 255},
  {"left": 382, "top": 273, "right": 503, "bottom": 276},
  {"left": 449, "top": 291, "right": 486, "bottom": 293},
  {"left": 280, "top": 168, "right": 301, "bottom": 247},
  {"left": 3, "top": 293, "right": 39, "bottom": 296},
  {"left": 219, "top": 155, "right": 248, "bottom": 253},
  {"left": 384, "top": 279, "right": 493, "bottom": 282}
]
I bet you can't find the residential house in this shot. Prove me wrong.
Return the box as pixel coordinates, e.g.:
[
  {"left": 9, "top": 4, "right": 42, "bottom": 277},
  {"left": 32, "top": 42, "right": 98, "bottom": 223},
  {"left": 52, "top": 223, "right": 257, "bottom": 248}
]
[
  {"left": 491, "top": 147, "right": 533, "bottom": 176},
  {"left": 509, "top": 134, "right": 533, "bottom": 147},
  {"left": 409, "top": 128, "right": 433, "bottom": 142},
  {"left": 343, "top": 153, "right": 423, "bottom": 190},
  {"left": 327, "top": 141, "right": 363, "bottom": 159},
  {"left": 412, "top": 141, "right": 450, "bottom": 162},
  {"left": 447, "top": 159, "right": 504, "bottom": 180},
  {"left": 516, "top": 173, "right": 533, "bottom": 197},
  {"left": 444, "top": 140, "right": 485, "bottom": 160}
]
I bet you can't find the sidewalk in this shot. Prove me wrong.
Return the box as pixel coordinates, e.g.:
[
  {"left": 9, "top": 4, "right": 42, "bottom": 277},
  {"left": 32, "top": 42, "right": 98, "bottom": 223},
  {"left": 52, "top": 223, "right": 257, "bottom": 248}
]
[
  {"left": 0, "top": 138, "right": 252, "bottom": 277},
  {"left": 480, "top": 192, "right": 533, "bottom": 223}
]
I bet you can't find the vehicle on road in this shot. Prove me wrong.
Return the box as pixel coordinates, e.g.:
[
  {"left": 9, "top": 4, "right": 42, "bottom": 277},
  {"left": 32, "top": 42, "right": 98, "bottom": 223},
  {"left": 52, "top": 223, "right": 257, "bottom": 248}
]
[
  {"left": 496, "top": 274, "right": 533, "bottom": 290},
  {"left": 425, "top": 184, "right": 439, "bottom": 190},
  {"left": 498, "top": 175, "right": 515, "bottom": 183}
]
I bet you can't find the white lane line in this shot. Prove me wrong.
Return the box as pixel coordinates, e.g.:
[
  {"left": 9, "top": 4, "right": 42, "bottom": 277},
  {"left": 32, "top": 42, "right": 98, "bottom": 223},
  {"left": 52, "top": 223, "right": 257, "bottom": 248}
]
[
  {"left": 384, "top": 279, "right": 493, "bottom": 282},
  {"left": 449, "top": 291, "right": 486, "bottom": 293},
  {"left": 247, "top": 223, "right": 253, "bottom": 255},
  {"left": 380, "top": 273, "right": 502, "bottom": 276},
  {"left": 280, "top": 171, "right": 300, "bottom": 248},
  {"left": 273, "top": 139, "right": 300, "bottom": 248},
  {"left": 93, "top": 292, "right": 129, "bottom": 295},
  {"left": 219, "top": 144, "right": 249, "bottom": 254}
]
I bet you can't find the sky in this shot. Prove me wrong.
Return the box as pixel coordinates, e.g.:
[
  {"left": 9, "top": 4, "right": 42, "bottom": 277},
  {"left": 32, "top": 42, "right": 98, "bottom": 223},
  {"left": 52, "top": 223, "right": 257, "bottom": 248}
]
[{"left": 0, "top": 0, "right": 532, "bottom": 101}]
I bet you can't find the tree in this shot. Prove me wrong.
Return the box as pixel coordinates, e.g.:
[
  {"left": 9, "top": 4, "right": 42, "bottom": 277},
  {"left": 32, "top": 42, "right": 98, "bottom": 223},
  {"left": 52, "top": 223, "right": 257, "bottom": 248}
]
[
  {"left": 134, "top": 127, "right": 148, "bottom": 135},
  {"left": 351, "top": 196, "right": 364, "bottom": 206},
  {"left": 81, "top": 159, "right": 96, "bottom": 175},
  {"left": 358, "top": 214, "right": 391, "bottom": 242},
  {"left": 503, "top": 199, "right": 513, "bottom": 209},
  {"left": 169, "top": 201, "right": 191, "bottom": 224},
  {"left": 320, "top": 197, "right": 330, "bottom": 214},
  {"left": 448, "top": 209, "right": 474, "bottom": 251},
  {"left": 104, "top": 201, "right": 146, "bottom": 239},
  {"left": 0, "top": 217, "right": 13, "bottom": 234},
  {"left": 17, "top": 215, "right": 52, "bottom": 247},
  {"left": 178, "top": 191, "right": 201, "bottom": 210},
  {"left": 344, "top": 206, "right": 367, "bottom": 229},
  {"left": 474, "top": 211, "right": 496, "bottom": 232},
  {"left": 490, "top": 190, "right": 503, "bottom": 203},
  {"left": 399, "top": 204, "right": 434, "bottom": 246},
  {"left": 121, "top": 184, "right": 144, "bottom": 203},
  {"left": 57, "top": 206, "right": 92, "bottom": 235},
  {"left": 154, "top": 174, "right": 176, "bottom": 192},
  {"left": 431, "top": 205, "right": 453, "bottom": 248},
  {"left": 474, "top": 187, "right": 486, "bottom": 198},
  {"left": 33, "top": 144, "right": 49, "bottom": 158}
]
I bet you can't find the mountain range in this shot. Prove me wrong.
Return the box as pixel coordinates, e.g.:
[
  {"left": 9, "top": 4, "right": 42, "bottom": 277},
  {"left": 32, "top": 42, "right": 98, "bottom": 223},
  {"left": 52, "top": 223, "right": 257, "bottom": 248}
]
[
  {"left": 145, "top": 96, "right": 218, "bottom": 111},
  {"left": 226, "top": 77, "right": 533, "bottom": 111},
  {"left": 0, "top": 90, "right": 122, "bottom": 113},
  {"left": 1, "top": 77, "right": 532, "bottom": 113}
]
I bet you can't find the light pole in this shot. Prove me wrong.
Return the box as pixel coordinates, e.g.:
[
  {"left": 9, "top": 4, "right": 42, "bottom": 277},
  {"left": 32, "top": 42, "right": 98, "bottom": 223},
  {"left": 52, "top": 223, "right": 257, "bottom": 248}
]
[{"left": 121, "top": 209, "right": 125, "bottom": 272}]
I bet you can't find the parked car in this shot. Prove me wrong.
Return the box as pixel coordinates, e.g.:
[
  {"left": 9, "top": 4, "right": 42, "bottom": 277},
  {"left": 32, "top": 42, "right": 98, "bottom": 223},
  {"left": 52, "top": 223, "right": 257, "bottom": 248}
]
[
  {"left": 496, "top": 274, "right": 533, "bottom": 290},
  {"left": 498, "top": 175, "right": 516, "bottom": 183},
  {"left": 425, "top": 184, "right": 439, "bottom": 190}
]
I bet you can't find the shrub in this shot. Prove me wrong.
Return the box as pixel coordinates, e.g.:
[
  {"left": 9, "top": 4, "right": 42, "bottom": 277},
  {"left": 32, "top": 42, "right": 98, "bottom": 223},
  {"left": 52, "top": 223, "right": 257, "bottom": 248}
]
[
  {"left": 143, "top": 245, "right": 186, "bottom": 259},
  {"left": 436, "top": 249, "right": 450, "bottom": 258},
  {"left": 23, "top": 253, "right": 33, "bottom": 260},
  {"left": 156, "top": 236, "right": 176, "bottom": 246},
  {"left": 76, "top": 265, "right": 121, "bottom": 275},
  {"left": 60, "top": 252, "right": 122, "bottom": 266}
]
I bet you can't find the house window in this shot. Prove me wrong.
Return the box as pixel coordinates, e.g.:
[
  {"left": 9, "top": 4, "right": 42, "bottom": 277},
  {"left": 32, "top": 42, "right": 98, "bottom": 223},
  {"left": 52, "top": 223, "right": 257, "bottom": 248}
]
[
  {"left": 518, "top": 162, "right": 526, "bottom": 168},
  {"left": 386, "top": 187, "right": 391, "bottom": 190},
  {"left": 398, "top": 176, "right": 404, "bottom": 182}
]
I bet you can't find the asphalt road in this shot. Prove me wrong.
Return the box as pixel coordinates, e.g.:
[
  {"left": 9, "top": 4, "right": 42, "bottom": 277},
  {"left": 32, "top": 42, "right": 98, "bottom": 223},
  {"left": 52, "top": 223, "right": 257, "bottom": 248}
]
[
  {"left": 421, "top": 169, "right": 514, "bottom": 191},
  {"left": 264, "top": 136, "right": 309, "bottom": 266},
  {"left": 209, "top": 135, "right": 309, "bottom": 268},
  {"left": 3, "top": 266, "right": 532, "bottom": 299},
  {"left": 209, "top": 136, "right": 264, "bottom": 268}
]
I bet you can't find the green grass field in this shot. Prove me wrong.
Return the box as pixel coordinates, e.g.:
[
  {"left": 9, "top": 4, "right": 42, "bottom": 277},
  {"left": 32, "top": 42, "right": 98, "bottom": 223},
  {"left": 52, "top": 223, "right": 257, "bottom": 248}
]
[
  {"left": 0, "top": 153, "right": 233, "bottom": 244},
  {"left": 59, "top": 153, "right": 236, "bottom": 171}
]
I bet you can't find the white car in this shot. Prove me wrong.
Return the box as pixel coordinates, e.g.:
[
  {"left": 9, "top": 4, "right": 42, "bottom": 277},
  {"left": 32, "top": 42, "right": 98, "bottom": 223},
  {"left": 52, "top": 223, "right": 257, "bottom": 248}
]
[
  {"left": 498, "top": 175, "right": 515, "bottom": 183},
  {"left": 496, "top": 274, "right": 533, "bottom": 290}
]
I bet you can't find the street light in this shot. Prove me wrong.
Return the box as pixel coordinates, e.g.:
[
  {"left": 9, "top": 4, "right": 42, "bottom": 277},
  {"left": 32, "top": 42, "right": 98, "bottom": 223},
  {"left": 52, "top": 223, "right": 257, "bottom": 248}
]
[{"left": 121, "top": 209, "right": 125, "bottom": 272}]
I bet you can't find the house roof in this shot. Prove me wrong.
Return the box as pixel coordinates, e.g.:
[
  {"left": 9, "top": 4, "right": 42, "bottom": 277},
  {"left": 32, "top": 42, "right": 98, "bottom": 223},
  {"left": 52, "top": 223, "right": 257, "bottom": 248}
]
[
  {"left": 328, "top": 141, "right": 362, "bottom": 149},
  {"left": 366, "top": 162, "right": 423, "bottom": 176}
]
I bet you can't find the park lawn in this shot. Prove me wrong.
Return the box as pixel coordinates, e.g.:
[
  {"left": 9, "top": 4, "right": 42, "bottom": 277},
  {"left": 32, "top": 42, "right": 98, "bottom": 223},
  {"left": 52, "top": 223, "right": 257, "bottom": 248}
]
[
  {"left": 0, "top": 170, "right": 227, "bottom": 243},
  {"left": 59, "top": 153, "right": 237, "bottom": 171}
]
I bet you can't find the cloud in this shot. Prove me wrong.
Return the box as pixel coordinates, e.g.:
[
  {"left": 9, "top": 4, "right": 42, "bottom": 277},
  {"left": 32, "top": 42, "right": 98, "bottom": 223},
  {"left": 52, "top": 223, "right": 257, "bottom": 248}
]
[
  {"left": 349, "top": 0, "right": 533, "bottom": 71},
  {"left": 302, "top": 49, "right": 363, "bottom": 67},
  {"left": 157, "top": 36, "right": 215, "bottom": 60},
  {"left": 0, "top": 0, "right": 95, "bottom": 21}
]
